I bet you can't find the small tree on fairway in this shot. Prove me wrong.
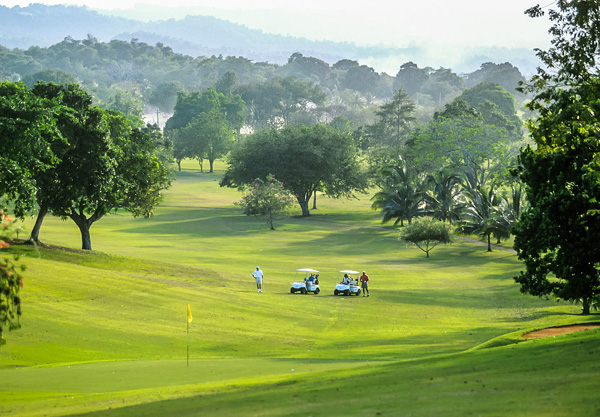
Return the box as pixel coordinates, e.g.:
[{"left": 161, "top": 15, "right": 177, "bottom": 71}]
[
  {"left": 237, "top": 175, "right": 295, "bottom": 230},
  {"left": 399, "top": 217, "right": 452, "bottom": 258}
]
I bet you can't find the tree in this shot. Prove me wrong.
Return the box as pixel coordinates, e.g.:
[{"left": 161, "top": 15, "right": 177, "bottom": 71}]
[
  {"left": 21, "top": 68, "right": 78, "bottom": 88},
  {"left": 456, "top": 186, "right": 502, "bottom": 252},
  {"left": 235, "top": 77, "right": 324, "bottom": 128},
  {"left": 375, "top": 89, "right": 417, "bottom": 148},
  {"left": 0, "top": 210, "right": 25, "bottom": 345},
  {"left": 394, "top": 61, "right": 429, "bottom": 97},
  {"left": 27, "top": 82, "right": 110, "bottom": 246},
  {"left": 457, "top": 82, "right": 522, "bottom": 138},
  {"left": 149, "top": 81, "right": 183, "bottom": 113},
  {"left": 29, "top": 82, "right": 171, "bottom": 250},
  {"left": 342, "top": 65, "right": 380, "bottom": 96},
  {"left": 371, "top": 157, "right": 425, "bottom": 226},
  {"left": 464, "top": 62, "right": 526, "bottom": 97},
  {"left": 237, "top": 175, "right": 295, "bottom": 230},
  {"left": 487, "top": 185, "right": 524, "bottom": 244},
  {"left": 215, "top": 71, "right": 239, "bottom": 94},
  {"left": 189, "top": 110, "right": 235, "bottom": 173},
  {"left": 423, "top": 169, "right": 464, "bottom": 223},
  {"left": 407, "top": 105, "right": 510, "bottom": 190},
  {"left": 221, "top": 124, "right": 367, "bottom": 216},
  {"left": 513, "top": 1, "right": 600, "bottom": 314},
  {"left": 104, "top": 87, "right": 144, "bottom": 117},
  {"left": 0, "top": 81, "right": 66, "bottom": 219},
  {"left": 399, "top": 217, "right": 452, "bottom": 258}
]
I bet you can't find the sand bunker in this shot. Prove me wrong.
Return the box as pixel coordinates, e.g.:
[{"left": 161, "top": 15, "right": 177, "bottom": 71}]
[{"left": 522, "top": 323, "right": 600, "bottom": 339}]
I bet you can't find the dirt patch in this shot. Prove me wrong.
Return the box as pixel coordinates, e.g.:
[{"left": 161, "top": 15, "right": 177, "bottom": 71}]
[{"left": 522, "top": 323, "right": 600, "bottom": 339}]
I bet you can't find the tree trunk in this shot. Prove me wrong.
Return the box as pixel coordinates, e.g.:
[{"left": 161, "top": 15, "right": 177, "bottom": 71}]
[
  {"left": 28, "top": 204, "right": 49, "bottom": 245},
  {"left": 312, "top": 191, "right": 317, "bottom": 210},
  {"left": 177, "top": 159, "right": 182, "bottom": 172},
  {"left": 299, "top": 200, "right": 310, "bottom": 217},
  {"left": 69, "top": 208, "right": 104, "bottom": 250},
  {"left": 209, "top": 159, "right": 214, "bottom": 173},
  {"left": 75, "top": 220, "right": 92, "bottom": 251},
  {"left": 487, "top": 234, "right": 492, "bottom": 252},
  {"left": 582, "top": 298, "right": 591, "bottom": 315}
]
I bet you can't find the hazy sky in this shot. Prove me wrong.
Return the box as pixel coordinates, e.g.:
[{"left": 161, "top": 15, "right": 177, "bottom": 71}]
[{"left": 5, "top": 0, "right": 553, "bottom": 51}]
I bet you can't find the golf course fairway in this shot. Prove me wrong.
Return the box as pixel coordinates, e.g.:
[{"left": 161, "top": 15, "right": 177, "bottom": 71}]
[{"left": 1, "top": 160, "right": 599, "bottom": 416}]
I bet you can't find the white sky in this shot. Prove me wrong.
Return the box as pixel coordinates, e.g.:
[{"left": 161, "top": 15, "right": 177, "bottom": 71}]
[{"left": 3, "top": 1, "right": 553, "bottom": 50}]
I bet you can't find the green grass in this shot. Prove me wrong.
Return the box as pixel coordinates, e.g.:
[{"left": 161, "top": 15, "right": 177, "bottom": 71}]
[{"left": 1, "top": 159, "right": 599, "bottom": 416}]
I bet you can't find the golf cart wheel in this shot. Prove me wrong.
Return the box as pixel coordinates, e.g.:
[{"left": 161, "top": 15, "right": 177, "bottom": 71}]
[
  {"left": 344, "top": 289, "right": 350, "bottom": 296},
  {"left": 334, "top": 290, "right": 339, "bottom": 295},
  {"left": 290, "top": 289, "right": 295, "bottom": 294},
  {"left": 301, "top": 288, "right": 307, "bottom": 294},
  {"left": 356, "top": 289, "right": 361, "bottom": 296},
  {"left": 314, "top": 288, "right": 320, "bottom": 294}
]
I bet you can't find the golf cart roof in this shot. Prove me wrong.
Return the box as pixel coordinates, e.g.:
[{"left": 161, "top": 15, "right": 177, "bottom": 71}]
[
  {"left": 338, "top": 270, "right": 360, "bottom": 274},
  {"left": 296, "top": 268, "right": 319, "bottom": 273}
]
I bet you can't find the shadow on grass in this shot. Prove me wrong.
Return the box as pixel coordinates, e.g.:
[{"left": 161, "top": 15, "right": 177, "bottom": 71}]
[{"left": 369, "top": 287, "right": 553, "bottom": 312}]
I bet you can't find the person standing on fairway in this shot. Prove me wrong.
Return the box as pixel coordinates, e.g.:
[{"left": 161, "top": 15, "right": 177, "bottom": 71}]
[
  {"left": 252, "top": 266, "right": 264, "bottom": 293},
  {"left": 360, "top": 271, "right": 370, "bottom": 297}
]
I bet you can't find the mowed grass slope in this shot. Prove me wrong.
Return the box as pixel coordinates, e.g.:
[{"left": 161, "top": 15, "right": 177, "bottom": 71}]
[{"left": 1, "top": 159, "right": 599, "bottom": 416}]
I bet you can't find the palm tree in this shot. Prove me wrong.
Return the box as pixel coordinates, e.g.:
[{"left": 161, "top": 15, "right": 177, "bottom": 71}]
[
  {"left": 456, "top": 186, "right": 503, "bottom": 251},
  {"left": 488, "top": 184, "right": 526, "bottom": 244},
  {"left": 371, "top": 157, "right": 425, "bottom": 226},
  {"left": 423, "top": 169, "right": 464, "bottom": 223}
]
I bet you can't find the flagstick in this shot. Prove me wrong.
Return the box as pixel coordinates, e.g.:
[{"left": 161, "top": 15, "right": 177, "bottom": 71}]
[{"left": 187, "top": 319, "right": 190, "bottom": 367}]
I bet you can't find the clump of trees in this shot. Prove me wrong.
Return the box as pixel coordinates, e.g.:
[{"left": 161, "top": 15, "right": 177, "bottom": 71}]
[
  {"left": 221, "top": 123, "right": 367, "bottom": 216},
  {"left": 0, "top": 81, "right": 172, "bottom": 250},
  {"left": 166, "top": 87, "right": 243, "bottom": 172}
]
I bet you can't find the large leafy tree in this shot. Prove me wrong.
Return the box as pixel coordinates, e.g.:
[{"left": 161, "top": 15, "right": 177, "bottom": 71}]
[
  {"left": 0, "top": 81, "right": 66, "bottom": 218},
  {"left": 165, "top": 87, "right": 244, "bottom": 168},
  {"left": 29, "top": 82, "right": 172, "bottom": 250},
  {"left": 187, "top": 109, "right": 235, "bottom": 173},
  {"left": 513, "top": 1, "right": 600, "bottom": 314},
  {"left": 28, "top": 82, "right": 110, "bottom": 245},
  {"left": 457, "top": 82, "right": 522, "bottom": 138},
  {"left": 221, "top": 124, "right": 367, "bottom": 216}
]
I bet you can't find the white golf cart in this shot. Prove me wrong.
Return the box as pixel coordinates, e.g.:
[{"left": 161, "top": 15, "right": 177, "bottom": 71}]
[
  {"left": 333, "top": 270, "right": 361, "bottom": 296},
  {"left": 290, "top": 268, "right": 321, "bottom": 294}
]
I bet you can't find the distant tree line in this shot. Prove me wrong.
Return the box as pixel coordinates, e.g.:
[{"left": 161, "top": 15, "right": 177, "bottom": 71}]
[{"left": 0, "top": 37, "right": 528, "bottom": 129}]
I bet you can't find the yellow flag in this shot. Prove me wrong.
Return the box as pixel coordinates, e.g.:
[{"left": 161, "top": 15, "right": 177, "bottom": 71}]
[{"left": 187, "top": 304, "right": 193, "bottom": 323}]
